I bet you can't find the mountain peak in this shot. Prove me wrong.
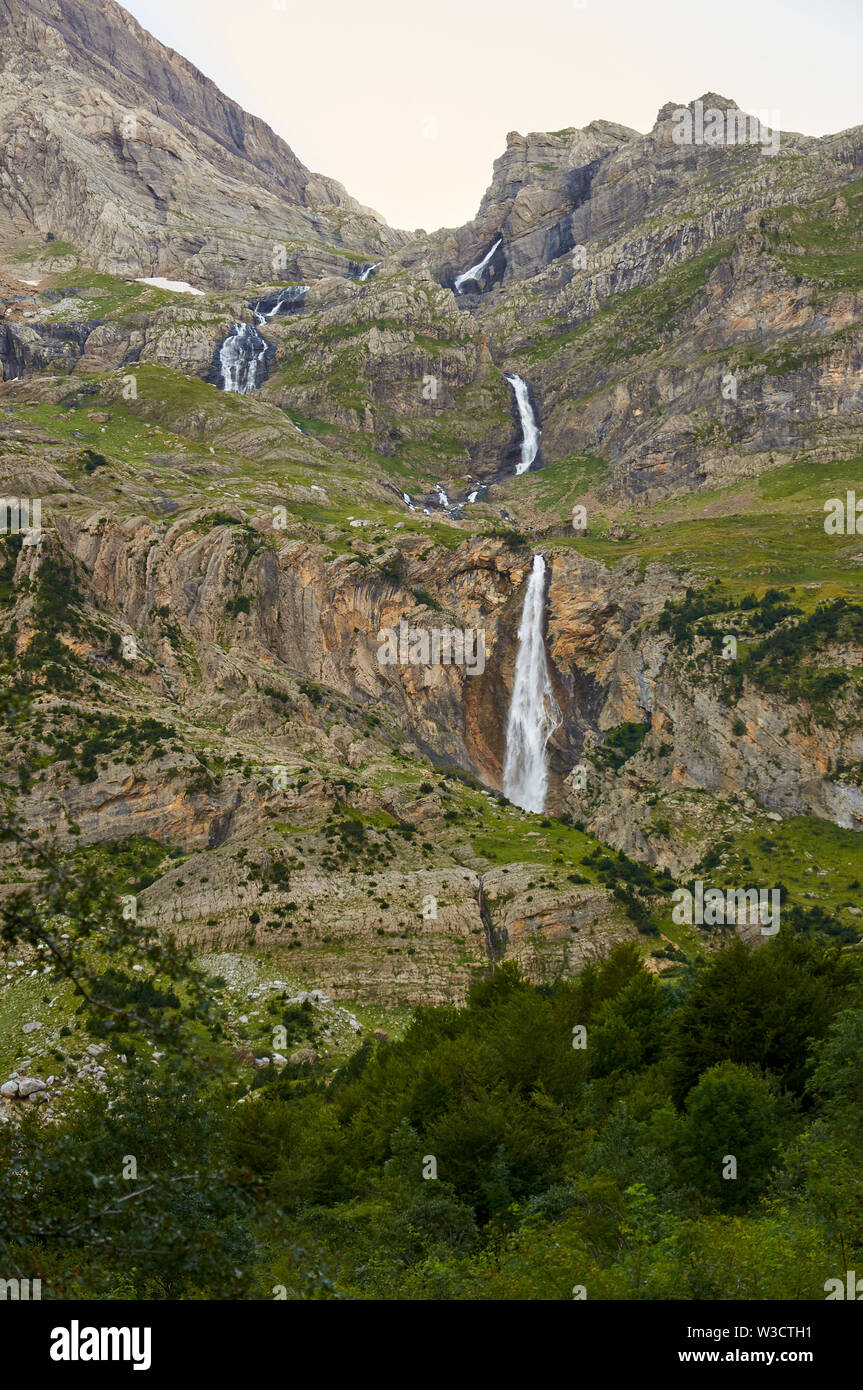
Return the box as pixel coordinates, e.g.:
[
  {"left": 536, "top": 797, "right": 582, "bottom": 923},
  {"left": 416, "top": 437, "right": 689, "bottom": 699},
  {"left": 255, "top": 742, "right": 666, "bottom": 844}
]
[{"left": 655, "top": 93, "right": 744, "bottom": 126}]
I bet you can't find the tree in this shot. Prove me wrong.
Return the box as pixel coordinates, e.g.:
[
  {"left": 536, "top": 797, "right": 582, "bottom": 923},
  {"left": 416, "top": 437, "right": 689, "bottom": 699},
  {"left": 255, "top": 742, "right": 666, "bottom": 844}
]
[
  {"left": 0, "top": 693, "right": 260, "bottom": 1298},
  {"left": 679, "top": 1062, "right": 779, "bottom": 1211},
  {"left": 669, "top": 934, "right": 858, "bottom": 1105}
]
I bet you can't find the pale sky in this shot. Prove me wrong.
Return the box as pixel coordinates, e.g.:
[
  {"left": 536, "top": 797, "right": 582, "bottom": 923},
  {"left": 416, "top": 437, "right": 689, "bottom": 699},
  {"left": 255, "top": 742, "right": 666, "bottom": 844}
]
[{"left": 120, "top": 0, "right": 862, "bottom": 232}]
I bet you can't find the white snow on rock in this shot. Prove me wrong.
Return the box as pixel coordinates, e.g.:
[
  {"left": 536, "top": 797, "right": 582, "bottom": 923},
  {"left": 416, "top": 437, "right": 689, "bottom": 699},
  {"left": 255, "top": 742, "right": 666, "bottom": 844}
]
[{"left": 135, "top": 277, "right": 205, "bottom": 296}]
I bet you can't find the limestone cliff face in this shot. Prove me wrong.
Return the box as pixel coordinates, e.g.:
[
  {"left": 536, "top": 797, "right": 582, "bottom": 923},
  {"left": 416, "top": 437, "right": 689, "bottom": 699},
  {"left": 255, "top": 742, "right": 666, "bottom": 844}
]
[
  {"left": 409, "top": 121, "right": 636, "bottom": 292},
  {"left": 567, "top": 627, "right": 863, "bottom": 869},
  {"left": 34, "top": 514, "right": 528, "bottom": 776},
  {"left": 0, "top": 0, "right": 404, "bottom": 284},
  {"left": 17, "top": 509, "right": 859, "bottom": 863},
  {"left": 544, "top": 552, "right": 685, "bottom": 770},
  {"left": 258, "top": 276, "right": 516, "bottom": 475},
  {"left": 136, "top": 842, "right": 635, "bottom": 1006},
  {"left": 439, "top": 97, "right": 863, "bottom": 504},
  {"left": 509, "top": 231, "right": 863, "bottom": 503}
]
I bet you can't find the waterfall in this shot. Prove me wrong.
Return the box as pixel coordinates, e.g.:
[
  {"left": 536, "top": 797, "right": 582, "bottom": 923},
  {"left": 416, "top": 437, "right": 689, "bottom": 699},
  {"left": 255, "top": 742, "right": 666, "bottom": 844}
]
[
  {"left": 454, "top": 237, "right": 502, "bottom": 294},
  {"left": 505, "top": 373, "right": 541, "bottom": 474},
  {"left": 252, "top": 285, "right": 309, "bottom": 323},
  {"left": 356, "top": 262, "right": 381, "bottom": 282},
  {"left": 502, "top": 554, "right": 560, "bottom": 814},
  {"left": 215, "top": 283, "right": 310, "bottom": 392},
  {"left": 216, "top": 321, "right": 269, "bottom": 393}
]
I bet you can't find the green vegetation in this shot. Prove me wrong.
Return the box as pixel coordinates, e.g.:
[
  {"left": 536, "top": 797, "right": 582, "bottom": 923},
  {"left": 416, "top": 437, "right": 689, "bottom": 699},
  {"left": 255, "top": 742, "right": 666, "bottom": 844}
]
[
  {"left": 233, "top": 933, "right": 863, "bottom": 1298},
  {"left": 595, "top": 721, "right": 650, "bottom": 771},
  {"left": 553, "top": 454, "right": 863, "bottom": 608},
  {"left": 763, "top": 176, "right": 863, "bottom": 292},
  {"left": 521, "top": 241, "right": 733, "bottom": 365},
  {"left": 656, "top": 583, "right": 863, "bottom": 716},
  {"left": 40, "top": 267, "right": 219, "bottom": 319},
  {"left": 3, "top": 153, "right": 863, "bottom": 1309},
  {"left": 6, "top": 809, "right": 862, "bottom": 1303}
]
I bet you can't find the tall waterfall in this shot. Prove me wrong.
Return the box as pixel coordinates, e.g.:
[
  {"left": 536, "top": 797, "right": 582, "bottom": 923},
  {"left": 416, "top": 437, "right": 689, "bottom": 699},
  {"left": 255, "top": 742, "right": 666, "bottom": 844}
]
[
  {"left": 216, "top": 322, "right": 269, "bottom": 393},
  {"left": 505, "top": 373, "right": 541, "bottom": 474},
  {"left": 454, "top": 237, "right": 503, "bottom": 294},
  {"left": 502, "top": 554, "right": 560, "bottom": 814}
]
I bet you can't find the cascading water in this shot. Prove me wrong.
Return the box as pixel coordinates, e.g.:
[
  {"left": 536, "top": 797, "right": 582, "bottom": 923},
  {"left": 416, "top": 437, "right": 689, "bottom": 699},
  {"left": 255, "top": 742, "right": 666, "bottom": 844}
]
[
  {"left": 356, "top": 262, "right": 381, "bottom": 282},
  {"left": 502, "top": 554, "right": 560, "bottom": 814},
  {"left": 505, "top": 373, "right": 541, "bottom": 474},
  {"left": 215, "top": 284, "right": 310, "bottom": 392},
  {"left": 252, "top": 285, "right": 309, "bottom": 323},
  {"left": 216, "top": 321, "right": 269, "bottom": 393},
  {"left": 454, "top": 237, "right": 503, "bottom": 294}
]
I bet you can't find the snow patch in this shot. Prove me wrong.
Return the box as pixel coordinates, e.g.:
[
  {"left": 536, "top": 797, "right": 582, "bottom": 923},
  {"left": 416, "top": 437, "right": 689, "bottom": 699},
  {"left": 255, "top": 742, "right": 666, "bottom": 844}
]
[{"left": 135, "top": 277, "right": 205, "bottom": 296}]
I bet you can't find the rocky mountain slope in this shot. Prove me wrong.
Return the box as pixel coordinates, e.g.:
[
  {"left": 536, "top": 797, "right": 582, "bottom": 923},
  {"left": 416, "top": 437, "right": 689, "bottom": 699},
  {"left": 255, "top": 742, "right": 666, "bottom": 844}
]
[
  {"left": 0, "top": 0, "right": 404, "bottom": 284},
  {"left": 0, "top": 0, "right": 861, "bottom": 1054}
]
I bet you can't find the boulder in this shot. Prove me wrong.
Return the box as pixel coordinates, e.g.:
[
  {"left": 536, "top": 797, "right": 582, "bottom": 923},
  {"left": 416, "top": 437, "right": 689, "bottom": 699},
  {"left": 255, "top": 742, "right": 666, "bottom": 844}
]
[
  {"left": 288, "top": 1049, "right": 319, "bottom": 1066},
  {"left": 18, "top": 1078, "right": 47, "bottom": 1097}
]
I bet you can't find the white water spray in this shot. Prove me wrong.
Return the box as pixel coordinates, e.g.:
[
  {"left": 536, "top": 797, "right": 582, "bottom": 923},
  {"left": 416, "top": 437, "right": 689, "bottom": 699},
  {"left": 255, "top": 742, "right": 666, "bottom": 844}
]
[
  {"left": 217, "top": 322, "right": 269, "bottom": 393},
  {"left": 505, "top": 373, "right": 541, "bottom": 474},
  {"left": 357, "top": 262, "right": 381, "bottom": 282},
  {"left": 502, "top": 554, "right": 560, "bottom": 814},
  {"left": 454, "top": 237, "right": 503, "bottom": 294}
]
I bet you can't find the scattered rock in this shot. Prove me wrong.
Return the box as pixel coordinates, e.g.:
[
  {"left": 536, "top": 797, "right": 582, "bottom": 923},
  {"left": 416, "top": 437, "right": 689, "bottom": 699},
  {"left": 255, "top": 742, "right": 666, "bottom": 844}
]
[{"left": 18, "top": 1078, "right": 47, "bottom": 1097}]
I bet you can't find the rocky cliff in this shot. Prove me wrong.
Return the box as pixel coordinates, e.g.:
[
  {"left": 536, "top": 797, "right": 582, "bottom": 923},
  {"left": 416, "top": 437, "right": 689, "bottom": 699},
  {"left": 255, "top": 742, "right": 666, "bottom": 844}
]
[
  {"left": 0, "top": 0, "right": 404, "bottom": 284},
  {"left": 0, "top": 6, "right": 861, "bottom": 1011}
]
